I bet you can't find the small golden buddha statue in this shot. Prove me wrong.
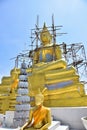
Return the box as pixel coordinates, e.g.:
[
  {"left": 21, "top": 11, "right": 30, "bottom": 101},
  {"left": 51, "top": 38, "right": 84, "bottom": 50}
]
[
  {"left": 21, "top": 91, "right": 51, "bottom": 130},
  {"left": 33, "top": 23, "right": 62, "bottom": 64},
  {"left": 10, "top": 68, "right": 19, "bottom": 93}
]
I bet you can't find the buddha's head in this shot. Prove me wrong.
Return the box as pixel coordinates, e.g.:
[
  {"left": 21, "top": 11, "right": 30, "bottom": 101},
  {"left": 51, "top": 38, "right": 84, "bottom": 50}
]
[
  {"left": 40, "top": 23, "right": 52, "bottom": 46},
  {"left": 35, "top": 89, "right": 44, "bottom": 106}
]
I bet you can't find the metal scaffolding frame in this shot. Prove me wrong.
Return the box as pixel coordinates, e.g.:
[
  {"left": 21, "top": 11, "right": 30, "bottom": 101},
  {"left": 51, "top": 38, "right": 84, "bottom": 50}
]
[
  {"left": 11, "top": 16, "right": 87, "bottom": 83},
  {"left": 60, "top": 42, "right": 87, "bottom": 83}
]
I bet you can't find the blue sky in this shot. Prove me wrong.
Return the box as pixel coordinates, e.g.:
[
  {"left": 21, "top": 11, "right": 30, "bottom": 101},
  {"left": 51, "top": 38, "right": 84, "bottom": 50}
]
[{"left": 0, "top": 0, "right": 87, "bottom": 82}]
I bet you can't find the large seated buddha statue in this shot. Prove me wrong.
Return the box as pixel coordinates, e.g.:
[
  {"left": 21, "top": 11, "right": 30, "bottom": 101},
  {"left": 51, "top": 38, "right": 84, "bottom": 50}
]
[{"left": 32, "top": 23, "right": 66, "bottom": 73}]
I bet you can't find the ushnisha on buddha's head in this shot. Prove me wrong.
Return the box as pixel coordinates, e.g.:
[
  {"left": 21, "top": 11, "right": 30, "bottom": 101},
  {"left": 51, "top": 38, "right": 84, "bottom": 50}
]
[{"left": 40, "top": 23, "right": 52, "bottom": 46}]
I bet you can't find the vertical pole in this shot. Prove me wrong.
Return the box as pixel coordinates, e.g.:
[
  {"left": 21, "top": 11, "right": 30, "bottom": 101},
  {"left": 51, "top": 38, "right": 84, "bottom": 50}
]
[
  {"left": 52, "top": 14, "right": 56, "bottom": 60},
  {"left": 36, "top": 15, "right": 39, "bottom": 48}
]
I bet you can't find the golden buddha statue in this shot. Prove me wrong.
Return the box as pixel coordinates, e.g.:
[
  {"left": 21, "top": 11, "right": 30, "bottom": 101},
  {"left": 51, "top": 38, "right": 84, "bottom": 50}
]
[
  {"left": 33, "top": 23, "right": 62, "bottom": 64},
  {"left": 10, "top": 68, "right": 19, "bottom": 93},
  {"left": 21, "top": 90, "right": 51, "bottom": 130},
  {"left": 32, "top": 23, "right": 66, "bottom": 73},
  {"left": 28, "top": 23, "right": 67, "bottom": 96}
]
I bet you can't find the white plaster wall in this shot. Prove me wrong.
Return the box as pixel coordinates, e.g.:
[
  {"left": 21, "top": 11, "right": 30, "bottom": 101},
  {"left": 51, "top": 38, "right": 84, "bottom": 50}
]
[{"left": 51, "top": 107, "right": 87, "bottom": 130}]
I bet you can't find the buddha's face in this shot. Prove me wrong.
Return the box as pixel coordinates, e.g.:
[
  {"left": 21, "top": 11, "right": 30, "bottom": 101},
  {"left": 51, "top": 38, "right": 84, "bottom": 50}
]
[
  {"left": 41, "top": 32, "right": 51, "bottom": 45},
  {"left": 35, "top": 94, "right": 44, "bottom": 106}
]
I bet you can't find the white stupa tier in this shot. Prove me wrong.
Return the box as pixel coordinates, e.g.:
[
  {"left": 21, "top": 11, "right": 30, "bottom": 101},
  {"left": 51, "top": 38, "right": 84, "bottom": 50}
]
[
  {"left": 15, "top": 104, "right": 30, "bottom": 111},
  {"left": 16, "top": 96, "right": 30, "bottom": 102},
  {"left": 18, "top": 82, "right": 28, "bottom": 88},
  {"left": 17, "top": 88, "right": 29, "bottom": 95}
]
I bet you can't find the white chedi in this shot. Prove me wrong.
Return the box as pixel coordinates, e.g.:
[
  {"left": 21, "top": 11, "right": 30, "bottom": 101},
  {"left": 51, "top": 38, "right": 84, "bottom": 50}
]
[{"left": 14, "top": 61, "right": 30, "bottom": 127}]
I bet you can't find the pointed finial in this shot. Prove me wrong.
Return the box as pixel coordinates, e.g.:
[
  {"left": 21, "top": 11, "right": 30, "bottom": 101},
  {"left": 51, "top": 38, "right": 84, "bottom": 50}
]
[{"left": 43, "top": 22, "right": 46, "bottom": 28}]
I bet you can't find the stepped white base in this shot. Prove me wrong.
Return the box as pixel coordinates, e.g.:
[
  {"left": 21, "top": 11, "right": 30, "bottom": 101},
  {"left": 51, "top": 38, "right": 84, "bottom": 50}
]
[
  {"left": 48, "top": 121, "right": 69, "bottom": 130},
  {"left": 51, "top": 107, "right": 87, "bottom": 130},
  {"left": 48, "top": 121, "right": 60, "bottom": 130},
  {"left": 55, "top": 125, "right": 69, "bottom": 130}
]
